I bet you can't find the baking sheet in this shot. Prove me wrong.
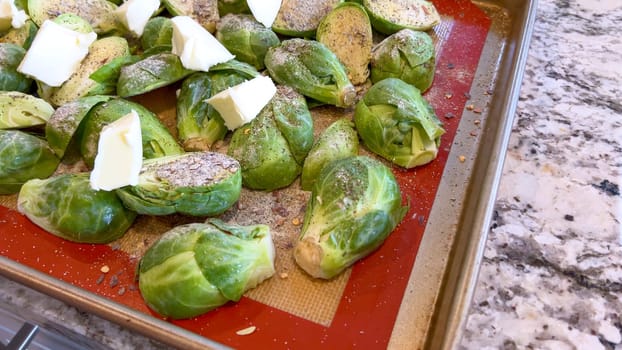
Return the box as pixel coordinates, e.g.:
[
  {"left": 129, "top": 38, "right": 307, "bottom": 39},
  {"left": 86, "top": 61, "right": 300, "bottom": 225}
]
[{"left": 0, "top": 0, "right": 536, "bottom": 349}]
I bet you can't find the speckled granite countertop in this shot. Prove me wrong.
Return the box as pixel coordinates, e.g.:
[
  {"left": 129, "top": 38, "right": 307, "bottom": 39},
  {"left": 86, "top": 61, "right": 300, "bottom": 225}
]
[{"left": 1, "top": 0, "right": 621, "bottom": 349}]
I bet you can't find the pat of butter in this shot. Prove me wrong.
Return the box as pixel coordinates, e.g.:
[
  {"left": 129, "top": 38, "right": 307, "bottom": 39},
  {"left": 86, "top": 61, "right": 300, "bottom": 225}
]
[
  {"left": 115, "top": 0, "right": 160, "bottom": 36},
  {"left": 17, "top": 20, "right": 96, "bottom": 87},
  {"left": 247, "top": 0, "right": 282, "bottom": 28},
  {"left": 90, "top": 110, "right": 143, "bottom": 191},
  {"left": 206, "top": 75, "right": 277, "bottom": 130},
  {"left": 0, "top": 0, "right": 28, "bottom": 32},
  {"left": 170, "top": 16, "right": 234, "bottom": 72}
]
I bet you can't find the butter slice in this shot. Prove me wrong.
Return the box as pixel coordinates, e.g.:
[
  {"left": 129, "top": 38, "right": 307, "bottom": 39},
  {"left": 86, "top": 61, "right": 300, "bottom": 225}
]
[
  {"left": 0, "top": 0, "right": 28, "bottom": 32},
  {"left": 115, "top": 0, "right": 160, "bottom": 36},
  {"left": 247, "top": 0, "right": 282, "bottom": 28},
  {"left": 17, "top": 20, "right": 96, "bottom": 87},
  {"left": 170, "top": 16, "right": 234, "bottom": 72},
  {"left": 90, "top": 110, "right": 143, "bottom": 191},
  {"left": 206, "top": 75, "right": 277, "bottom": 130}
]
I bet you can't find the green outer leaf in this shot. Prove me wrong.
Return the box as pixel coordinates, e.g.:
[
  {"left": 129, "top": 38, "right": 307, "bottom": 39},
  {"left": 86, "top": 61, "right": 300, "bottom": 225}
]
[
  {"left": 265, "top": 38, "right": 355, "bottom": 107},
  {"left": 115, "top": 152, "right": 242, "bottom": 217},
  {"left": 270, "top": 85, "right": 314, "bottom": 164},
  {"left": 301, "top": 118, "right": 358, "bottom": 191},
  {"left": 354, "top": 78, "right": 444, "bottom": 168},
  {"left": 80, "top": 98, "right": 183, "bottom": 168},
  {"left": 141, "top": 17, "right": 173, "bottom": 52},
  {"left": 217, "top": 0, "right": 250, "bottom": 15},
  {"left": 0, "top": 19, "right": 38, "bottom": 50},
  {"left": 0, "top": 43, "right": 32, "bottom": 92},
  {"left": 45, "top": 95, "right": 111, "bottom": 158},
  {"left": 0, "top": 129, "right": 59, "bottom": 194},
  {"left": 295, "top": 156, "right": 408, "bottom": 279},
  {"left": 138, "top": 220, "right": 274, "bottom": 319},
  {"left": 216, "top": 14, "right": 280, "bottom": 70},
  {"left": 16, "top": 173, "right": 136, "bottom": 243},
  {"left": 117, "top": 52, "right": 194, "bottom": 98},
  {"left": 0, "top": 91, "right": 54, "bottom": 129}
]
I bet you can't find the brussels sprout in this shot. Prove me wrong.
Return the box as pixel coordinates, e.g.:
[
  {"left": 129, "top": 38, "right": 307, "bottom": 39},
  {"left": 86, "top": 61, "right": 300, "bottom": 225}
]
[
  {"left": 358, "top": 0, "right": 440, "bottom": 34},
  {"left": 177, "top": 60, "right": 258, "bottom": 151},
  {"left": 117, "top": 52, "right": 193, "bottom": 98},
  {"left": 216, "top": 14, "right": 280, "bottom": 70},
  {"left": 272, "top": 0, "right": 343, "bottom": 37},
  {"left": 371, "top": 29, "right": 436, "bottom": 92},
  {"left": 354, "top": 78, "right": 444, "bottom": 168},
  {"left": 316, "top": 2, "right": 372, "bottom": 85},
  {"left": 138, "top": 219, "right": 275, "bottom": 319},
  {"left": 0, "top": 91, "right": 53, "bottom": 129},
  {"left": 294, "top": 156, "right": 408, "bottom": 279},
  {"left": 80, "top": 98, "right": 183, "bottom": 168},
  {"left": 0, "top": 129, "right": 59, "bottom": 194},
  {"left": 27, "top": 0, "right": 120, "bottom": 34},
  {"left": 300, "top": 118, "right": 358, "bottom": 191},
  {"left": 49, "top": 36, "right": 131, "bottom": 107},
  {"left": 217, "top": 0, "right": 250, "bottom": 15},
  {"left": 265, "top": 38, "right": 355, "bottom": 108},
  {"left": 141, "top": 17, "right": 173, "bottom": 52},
  {"left": 17, "top": 173, "right": 136, "bottom": 243},
  {"left": 227, "top": 85, "right": 313, "bottom": 191},
  {"left": 0, "top": 43, "right": 32, "bottom": 92},
  {"left": 115, "top": 152, "right": 242, "bottom": 216},
  {"left": 45, "top": 95, "right": 111, "bottom": 158},
  {"left": 0, "top": 20, "right": 37, "bottom": 50},
  {"left": 162, "top": 0, "right": 219, "bottom": 33}
]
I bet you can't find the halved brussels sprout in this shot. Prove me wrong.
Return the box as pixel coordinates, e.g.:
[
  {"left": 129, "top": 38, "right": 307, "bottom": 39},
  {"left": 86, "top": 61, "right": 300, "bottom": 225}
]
[
  {"left": 17, "top": 173, "right": 136, "bottom": 243},
  {"left": 0, "top": 129, "right": 59, "bottom": 194},
  {"left": 80, "top": 98, "right": 183, "bottom": 168},
  {"left": 358, "top": 0, "right": 440, "bottom": 34},
  {"left": 117, "top": 52, "right": 193, "bottom": 98},
  {"left": 294, "top": 156, "right": 408, "bottom": 279},
  {"left": 115, "top": 152, "right": 242, "bottom": 216},
  {"left": 27, "top": 0, "right": 120, "bottom": 34},
  {"left": 177, "top": 60, "right": 259, "bottom": 151},
  {"left": 264, "top": 38, "right": 355, "bottom": 108},
  {"left": 45, "top": 95, "right": 111, "bottom": 158},
  {"left": 162, "top": 0, "right": 219, "bottom": 32},
  {"left": 300, "top": 118, "right": 358, "bottom": 191},
  {"left": 138, "top": 219, "right": 275, "bottom": 319},
  {"left": 216, "top": 14, "right": 280, "bottom": 70},
  {"left": 354, "top": 78, "right": 444, "bottom": 168},
  {"left": 272, "top": 0, "right": 343, "bottom": 37},
  {"left": 227, "top": 85, "right": 314, "bottom": 191},
  {"left": 49, "top": 36, "right": 131, "bottom": 107},
  {"left": 371, "top": 29, "right": 436, "bottom": 92},
  {"left": 316, "top": 2, "right": 373, "bottom": 85},
  {"left": 0, "top": 91, "right": 53, "bottom": 129},
  {"left": 0, "top": 43, "right": 32, "bottom": 92}
]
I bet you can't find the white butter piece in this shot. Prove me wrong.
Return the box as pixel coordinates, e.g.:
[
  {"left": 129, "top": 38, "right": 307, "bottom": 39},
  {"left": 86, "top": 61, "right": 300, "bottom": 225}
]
[
  {"left": 115, "top": 0, "right": 160, "bottom": 36},
  {"left": 247, "top": 0, "right": 282, "bottom": 28},
  {"left": 206, "top": 75, "right": 277, "bottom": 130},
  {"left": 170, "top": 16, "right": 234, "bottom": 72},
  {"left": 0, "top": 0, "right": 28, "bottom": 32},
  {"left": 17, "top": 20, "right": 96, "bottom": 87},
  {"left": 90, "top": 110, "right": 143, "bottom": 191}
]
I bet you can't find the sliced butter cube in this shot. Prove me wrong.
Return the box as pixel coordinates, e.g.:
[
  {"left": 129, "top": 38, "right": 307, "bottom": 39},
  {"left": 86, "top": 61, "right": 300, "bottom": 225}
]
[
  {"left": 115, "top": 0, "right": 160, "bottom": 36},
  {"left": 206, "top": 75, "right": 277, "bottom": 130},
  {"left": 0, "top": 0, "right": 28, "bottom": 32},
  {"left": 17, "top": 20, "right": 96, "bottom": 87},
  {"left": 90, "top": 110, "right": 143, "bottom": 191},
  {"left": 247, "top": 0, "right": 282, "bottom": 28},
  {"left": 170, "top": 16, "right": 234, "bottom": 72}
]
